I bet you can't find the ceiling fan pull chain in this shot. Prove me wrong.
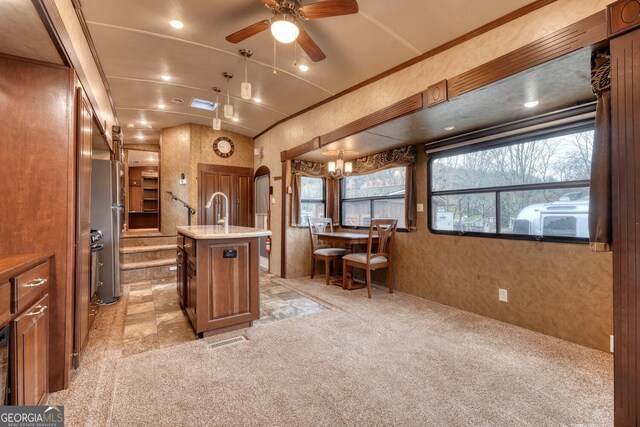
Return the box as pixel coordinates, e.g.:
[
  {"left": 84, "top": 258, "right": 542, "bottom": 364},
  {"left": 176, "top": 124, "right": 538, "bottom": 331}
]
[{"left": 273, "top": 38, "right": 277, "bottom": 76}]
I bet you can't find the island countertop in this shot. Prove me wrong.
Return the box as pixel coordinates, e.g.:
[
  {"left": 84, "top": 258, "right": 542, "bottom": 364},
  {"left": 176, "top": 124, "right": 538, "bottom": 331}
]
[{"left": 176, "top": 225, "right": 272, "bottom": 240}]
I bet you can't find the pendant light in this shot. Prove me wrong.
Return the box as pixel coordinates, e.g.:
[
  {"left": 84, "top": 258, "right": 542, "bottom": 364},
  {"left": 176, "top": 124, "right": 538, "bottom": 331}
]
[
  {"left": 222, "top": 72, "right": 234, "bottom": 119},
  {"left": 239, "top": 49, "right": 252, "bottom": 100},
  {"left": 212, "top": 86, "right": 222, "bottom": 130}
]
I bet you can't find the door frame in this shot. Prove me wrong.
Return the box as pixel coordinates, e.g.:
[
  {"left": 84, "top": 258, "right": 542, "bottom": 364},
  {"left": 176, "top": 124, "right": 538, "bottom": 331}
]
[
  {"left": 123, "top": 148, "right": 161, "bottom": 231},
  {"left": 255, "top": 166, "right": 271, "bottom": 272}
]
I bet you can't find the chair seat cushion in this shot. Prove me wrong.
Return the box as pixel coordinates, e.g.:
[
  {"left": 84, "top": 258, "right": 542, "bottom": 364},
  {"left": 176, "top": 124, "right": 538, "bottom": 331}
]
[
  {"left": 343, "top": 253, "right": 388, "bottom": 265},
  {"left": 314, "top": 248, "right": 347, "bottom": 257}
]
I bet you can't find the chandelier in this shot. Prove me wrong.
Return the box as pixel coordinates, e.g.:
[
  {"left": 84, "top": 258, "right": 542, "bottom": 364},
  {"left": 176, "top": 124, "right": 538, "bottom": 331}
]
[{"left": 328, "top": 150, "right": 353, "bottom": 179}]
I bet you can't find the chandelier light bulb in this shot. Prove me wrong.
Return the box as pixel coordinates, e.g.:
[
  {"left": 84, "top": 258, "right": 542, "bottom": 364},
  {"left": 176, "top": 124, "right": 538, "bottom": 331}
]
[
  {"left": 345, "top": 162, "right": 353, "bottom": 174},
  {"left": 328, "top": 161, "right": 336, "bottom": 173}
]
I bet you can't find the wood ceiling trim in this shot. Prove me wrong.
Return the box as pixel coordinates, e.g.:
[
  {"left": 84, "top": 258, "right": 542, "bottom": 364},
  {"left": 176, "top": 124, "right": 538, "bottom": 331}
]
[
  {"left": 281, "top": 138, "right": 321, "bottom": 162},
  {"left": 254, "top": 0, "right": 559, "bottom": 140},
  {"left": 448, "top": 11, "right": 607, "bottom": 99},
  {"left": 319, "top": 94, "right": 423, "bottom": 146}
]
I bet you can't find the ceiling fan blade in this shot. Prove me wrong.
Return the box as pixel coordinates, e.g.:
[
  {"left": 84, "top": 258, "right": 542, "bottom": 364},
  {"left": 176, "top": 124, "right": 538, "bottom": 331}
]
[
  {"left": 261, "top": 0, "right": 278, "bottom": 6},
  {"left": 225, "top": 20, "right": 271, "bottom": 43},
  {"left": 300, "top": 0, "right": 359, "bottom": 19},
  {"left": 297, "top": 27, "right": 326, "bottom": 62}
]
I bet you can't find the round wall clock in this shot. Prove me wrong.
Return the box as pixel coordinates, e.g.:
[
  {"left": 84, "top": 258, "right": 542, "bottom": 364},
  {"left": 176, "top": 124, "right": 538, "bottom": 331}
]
[{"left": 213, "top": 136, "right": 234, "bottom": 158}]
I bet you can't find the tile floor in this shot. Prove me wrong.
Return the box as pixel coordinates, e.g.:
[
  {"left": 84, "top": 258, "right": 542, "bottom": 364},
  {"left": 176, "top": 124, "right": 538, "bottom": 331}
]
[{"left": 122, "top": 271, "right": 327, "bottom": 356}]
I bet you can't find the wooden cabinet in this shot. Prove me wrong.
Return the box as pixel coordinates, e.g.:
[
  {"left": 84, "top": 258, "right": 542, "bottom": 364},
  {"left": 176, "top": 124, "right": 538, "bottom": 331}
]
[
  {"left": 0, "top": 55, "right": 76, "bottom": 392},
  {"left": 12, "top": 294, "right": 49, "bottom": 406},
  {"left": 0, "top": 254, "right": 51, "bottom": 406},
  {"left": 179, "top": 232, "right": 260, "bottom": 337},
  {"left": 197, "top": 164, "right": 253, "bottom": 227}
]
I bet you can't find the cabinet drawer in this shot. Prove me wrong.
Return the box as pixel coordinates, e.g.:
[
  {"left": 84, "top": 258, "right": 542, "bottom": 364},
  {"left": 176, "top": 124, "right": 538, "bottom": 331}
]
[
  {"left": 0, "top": 282, "right": 9, "bottom": 325},
  {"left": 12, "top": 262, "right": 49, "bottom": 314},
  {"left": 184, "top": 237, "right": 196, "bottom": 259}
]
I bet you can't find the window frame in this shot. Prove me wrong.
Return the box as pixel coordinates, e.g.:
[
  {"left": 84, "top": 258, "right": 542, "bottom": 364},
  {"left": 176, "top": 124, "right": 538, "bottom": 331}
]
[
  {"left": 299, "top": 176, "right": 326, "bottom": 225},
  {"left": 427, "top": 123, "right": 595, "bottom": 244},
  {"left": 340, "top": 166, "right": 408, "bottom": 231}
]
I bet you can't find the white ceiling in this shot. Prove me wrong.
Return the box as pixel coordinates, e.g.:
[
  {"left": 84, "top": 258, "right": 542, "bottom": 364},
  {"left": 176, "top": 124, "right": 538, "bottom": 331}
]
[
  {"left": 0, "top": 0, "right": 62, "bottom": 64},
  {"left": 80, "top": 0, "right": 536, "bottom": 144}
]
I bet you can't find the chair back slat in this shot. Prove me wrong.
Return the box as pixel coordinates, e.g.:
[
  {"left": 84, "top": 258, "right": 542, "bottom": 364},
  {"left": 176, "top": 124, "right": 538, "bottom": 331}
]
[
  {"left": 366, "top": 219, "right": 398, "bottom": 262},
  {"left": 308, "top": 217, "right": 333, "bottom": 251}
]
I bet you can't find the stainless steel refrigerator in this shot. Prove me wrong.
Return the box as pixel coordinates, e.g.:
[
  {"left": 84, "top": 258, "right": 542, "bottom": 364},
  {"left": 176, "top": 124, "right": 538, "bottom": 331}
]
[{"left": 91, "top": 159, "right": 124, "bottom": 304}]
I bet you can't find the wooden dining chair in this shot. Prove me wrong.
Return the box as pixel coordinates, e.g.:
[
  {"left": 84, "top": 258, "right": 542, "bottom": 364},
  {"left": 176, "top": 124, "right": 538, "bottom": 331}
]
[
  {"left": 342, "top": 219, "right": 398, "bottom": 298},
  {"left": 308, "top": 218, "right": 346, "bottom": 286}
]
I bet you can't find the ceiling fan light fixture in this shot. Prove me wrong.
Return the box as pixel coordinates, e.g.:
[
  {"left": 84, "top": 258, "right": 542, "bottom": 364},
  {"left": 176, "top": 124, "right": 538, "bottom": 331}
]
[{"left": 270, "top": 15, "right": 299, "bottom": 44}]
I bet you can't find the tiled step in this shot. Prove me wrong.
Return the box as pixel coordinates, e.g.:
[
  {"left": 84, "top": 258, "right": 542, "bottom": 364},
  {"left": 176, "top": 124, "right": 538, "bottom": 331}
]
[
  {"left": 120, "top": 258, "right": 177, "bottom": 284},
  {"left": 121, "top": 235, "right": 176, "bottom": 248},
  {"left": 121, "top": 258, "right": 176, "bottom": 271},
  {"left": 120, "top": 245, "right": 176, "bottom": 264}
]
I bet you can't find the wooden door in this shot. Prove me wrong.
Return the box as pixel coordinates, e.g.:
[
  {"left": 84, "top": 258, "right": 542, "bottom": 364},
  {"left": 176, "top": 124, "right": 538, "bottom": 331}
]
[
  {"left": 73, "top": 89, "right": 92, "bottom": 368},
  {"left": 12, "top": 294, "right": 49, "bottom": 406},
  {"left": 197, "top": 164, "right": 254, "bottom": 227}
]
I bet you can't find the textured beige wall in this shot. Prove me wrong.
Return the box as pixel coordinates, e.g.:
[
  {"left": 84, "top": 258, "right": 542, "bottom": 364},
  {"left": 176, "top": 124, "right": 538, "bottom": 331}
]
[
  {"left": 161, "top": 124, "right": 254, "bottom": 234},
  {"left": 254, "top": 0, "right": 613, "bottom": 350}
]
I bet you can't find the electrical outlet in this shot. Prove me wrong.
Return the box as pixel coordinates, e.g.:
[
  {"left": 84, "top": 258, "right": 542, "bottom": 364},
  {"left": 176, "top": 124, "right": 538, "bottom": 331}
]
[
  {"left": 417, "top": 203, "right": 424, "bottom": 212},
  {"left": 610, "top": 335, "right": 614, "bottom": 353},
  {"left": 169, "top": 266, "right": 177, "bottom": 271},
  {"left": 498, "top": 288, "right": 508, "bottom": 302}
]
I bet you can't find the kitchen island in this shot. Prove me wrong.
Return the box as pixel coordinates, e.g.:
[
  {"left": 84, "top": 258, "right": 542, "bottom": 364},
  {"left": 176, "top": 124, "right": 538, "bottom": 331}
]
[{"left": 176, "top": 225, "right": 271, "bottom": 337}]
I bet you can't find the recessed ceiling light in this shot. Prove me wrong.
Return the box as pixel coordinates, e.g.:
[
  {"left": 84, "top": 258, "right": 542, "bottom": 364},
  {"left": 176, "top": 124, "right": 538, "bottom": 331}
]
[
  {"left": 161, "top": 75, "right": 171, "bottom": 81},
  {"left": 171, "top": 98, "right": 184, "bottom": 104},
  {"left": 444, "top": 126, "right": 455, "bottom": 131},
  {"left": 158, "top": 104, "right": 166, "bottom": 109},
  {"left": 524, "top": 100, "right": 539, "bottom": 108},
  {"left": 298, "top": 64, "right": 309, "bottom": 72},
  {"left": 140, "top": 120, "right": 148, "bottom": 125},
  {"left": 232, "top": 117, "right": 239, "bottom": 122},
  {"left": 126, "top": 123, "right": 134, "bottom": 128},
  {"left": 136, "top": 135, "right": 144, "bottom": 140},
  {"left": 253, "top": 97, "right": 262, "bottom": 104},
  {"left": 169, "top": 20, "right": 184, "bottom": 29}
]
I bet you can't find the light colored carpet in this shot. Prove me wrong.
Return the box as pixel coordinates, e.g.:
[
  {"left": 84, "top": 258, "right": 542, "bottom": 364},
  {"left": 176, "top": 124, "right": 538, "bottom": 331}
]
[{"left": 50, "top": 278, "right": 613, "bottom": 426}]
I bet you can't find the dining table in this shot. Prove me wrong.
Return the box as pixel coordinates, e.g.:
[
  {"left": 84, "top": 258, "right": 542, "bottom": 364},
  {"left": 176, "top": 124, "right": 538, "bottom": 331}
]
[{"left": 314, "top": 231, "right": 379, "bottom": 290}]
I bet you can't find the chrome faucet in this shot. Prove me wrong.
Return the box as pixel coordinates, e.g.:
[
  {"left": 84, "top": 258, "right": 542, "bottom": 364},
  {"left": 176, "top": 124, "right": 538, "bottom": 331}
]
[{"left": 205, "top": 192, "right": 229, "bottom": 232}]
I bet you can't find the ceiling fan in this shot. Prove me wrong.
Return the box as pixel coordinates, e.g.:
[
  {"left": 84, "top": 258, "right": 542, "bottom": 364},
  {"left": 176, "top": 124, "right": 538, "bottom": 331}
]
[{"left": 225, "top": 0, "right": 359, "bottom": 62}]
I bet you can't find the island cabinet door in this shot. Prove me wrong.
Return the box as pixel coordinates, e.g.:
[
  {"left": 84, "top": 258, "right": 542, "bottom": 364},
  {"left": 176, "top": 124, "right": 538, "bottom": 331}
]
[{"left": 197, "top": 239, "right": 259, "bottom": 332}]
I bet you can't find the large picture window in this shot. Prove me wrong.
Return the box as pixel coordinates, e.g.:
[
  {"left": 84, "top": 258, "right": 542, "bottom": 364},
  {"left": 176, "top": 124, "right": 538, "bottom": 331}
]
[
  {"left": 341, "top": 167, "right": 407, "bottom": 229},
  {"left": 300, "top": 176, "right": 325, "bottom": 224},
  {"left": 428, "top": 127, "right": 594, "bottom": 242}
]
